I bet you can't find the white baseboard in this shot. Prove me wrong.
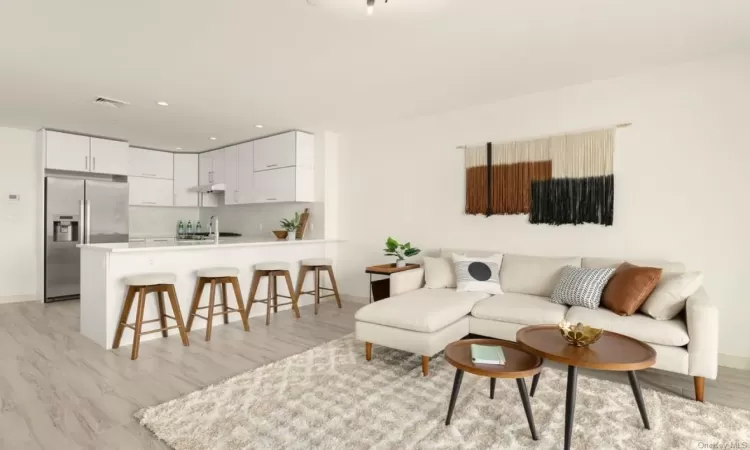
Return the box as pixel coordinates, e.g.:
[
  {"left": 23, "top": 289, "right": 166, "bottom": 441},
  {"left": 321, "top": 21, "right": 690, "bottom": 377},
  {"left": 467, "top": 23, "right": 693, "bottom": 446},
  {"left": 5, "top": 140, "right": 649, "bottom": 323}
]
[
  {"left": 0, "top": 294, "right": 39, "bottom": 304},
  {"left": 719, "top": 353, "right": 750, "bottom": 370}
]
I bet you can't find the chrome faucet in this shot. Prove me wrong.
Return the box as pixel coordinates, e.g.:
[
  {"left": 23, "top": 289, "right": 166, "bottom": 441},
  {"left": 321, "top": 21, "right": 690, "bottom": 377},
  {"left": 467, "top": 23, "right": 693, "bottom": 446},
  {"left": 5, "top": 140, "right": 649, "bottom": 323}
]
[{"left": 209, "top": 215, "right": 219, "bottom": 244}]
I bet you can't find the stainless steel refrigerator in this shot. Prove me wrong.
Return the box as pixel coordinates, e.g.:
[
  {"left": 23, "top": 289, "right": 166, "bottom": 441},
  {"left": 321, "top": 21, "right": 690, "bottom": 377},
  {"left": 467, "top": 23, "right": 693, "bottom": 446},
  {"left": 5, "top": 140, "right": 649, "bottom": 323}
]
[{"left": 44, "top": 177, "right": 129, "bottom": 302}]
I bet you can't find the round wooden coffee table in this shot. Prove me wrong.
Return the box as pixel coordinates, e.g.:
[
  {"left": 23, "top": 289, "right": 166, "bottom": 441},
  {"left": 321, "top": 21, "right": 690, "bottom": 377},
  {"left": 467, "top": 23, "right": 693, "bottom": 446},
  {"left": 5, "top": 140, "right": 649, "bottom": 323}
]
[
  {"left": 444, "top": 338, "right": 543, "bottom": 440},
  {"left": 516, "top": 325, "right": 657, "bottom": 450}
]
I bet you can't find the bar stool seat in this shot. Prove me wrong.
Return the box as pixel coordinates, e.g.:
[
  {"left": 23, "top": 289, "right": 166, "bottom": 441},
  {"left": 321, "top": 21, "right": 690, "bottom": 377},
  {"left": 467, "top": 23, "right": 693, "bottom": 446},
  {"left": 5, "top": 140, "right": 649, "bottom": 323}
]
[
  {"left": 301, "top": 258, "right": 333, "bottom": 266},
  {"left": 196, "top": 267, "right": 240, "bottom": 278},
  {"left": 295, "top": 259, "right": 342, "bottom": 315},
  {"left": 125, "top": 273, "right": 177, "bottom": 286},
  {"left": 113, "top": 272, "right": 189, "bottom": 360},
  {"left": 255, "top": 261, "right": 290, "bottom": 271}
]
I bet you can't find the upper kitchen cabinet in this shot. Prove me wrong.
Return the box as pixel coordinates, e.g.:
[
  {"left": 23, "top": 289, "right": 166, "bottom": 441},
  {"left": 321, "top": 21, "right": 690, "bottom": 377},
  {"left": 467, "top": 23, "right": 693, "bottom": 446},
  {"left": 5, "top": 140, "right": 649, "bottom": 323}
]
[
  {"left": 253, "top": 131, "right": 314, "bottom": 172},
  {"left": 224, "top": 145, "right": 239, "bottom": 205},
  {"left": 198, "top": 148, "right": 226, "bottom": 185},
  {"left": 127, "top": 147, "right": 173, "bottom": 179},
  {"left": 128, "top": 177, "right": 173, "bottom": 207},
  {"left": 224, "top": 142, "right": 255, "bottom": 206},
  {"left": 173, "top": 153, "right": 199, "bottom": 207},
  {"left": 42, "top": 130, "right": 128, "bottom": 175},
  {"left": 89, "top": 138, "right": 128, "bottom": 175}
]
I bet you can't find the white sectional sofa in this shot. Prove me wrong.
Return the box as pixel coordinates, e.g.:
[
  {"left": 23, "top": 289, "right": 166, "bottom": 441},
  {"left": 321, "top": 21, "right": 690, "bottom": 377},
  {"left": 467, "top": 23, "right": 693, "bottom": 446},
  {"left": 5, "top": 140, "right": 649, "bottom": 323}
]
[{"left": 355, "top": 251, "right": 718, "bottom": 401}]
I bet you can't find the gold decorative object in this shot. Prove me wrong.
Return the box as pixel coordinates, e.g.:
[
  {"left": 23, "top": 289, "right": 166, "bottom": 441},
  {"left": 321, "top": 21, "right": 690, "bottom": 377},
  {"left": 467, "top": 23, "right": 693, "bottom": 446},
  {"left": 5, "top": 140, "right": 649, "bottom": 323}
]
[
  {"left": 558, "top": 320, "right": 603, "bottom": 347},
  {"left": 272, "top": 230, "right": 288, "bottom": 240}
]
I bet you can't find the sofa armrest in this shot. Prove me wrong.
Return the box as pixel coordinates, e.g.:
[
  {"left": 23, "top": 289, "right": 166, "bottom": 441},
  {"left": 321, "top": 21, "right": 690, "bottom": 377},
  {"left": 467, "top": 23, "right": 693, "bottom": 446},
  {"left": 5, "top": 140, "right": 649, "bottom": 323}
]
[
  {"left": 389, "top": 268, "right": 425, "bottom": 297},
  {"left": 686, "top": 287, "right": 719, "bottom": 379}
]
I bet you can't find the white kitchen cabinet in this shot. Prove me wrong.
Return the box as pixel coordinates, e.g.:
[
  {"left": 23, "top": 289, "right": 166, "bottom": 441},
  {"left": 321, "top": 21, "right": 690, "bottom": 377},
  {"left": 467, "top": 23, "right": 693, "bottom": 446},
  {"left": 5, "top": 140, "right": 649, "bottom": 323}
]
[
  {"left": 224, "top": 145, "right": 239, "bottom": 205},
  {"left": 128, "top": 147, "right": 173, "bottom": 179},
  {"left": 198, "top": 148, "right": 226, "bottom": 185},
  {"left": 44, "top": 130, "right": 91, "bottom": 172},
  {"left": 173, "top": 153, "right": 199, "bottom": 207},
  {"left": 237, "top": 142, "right": 255, "bottom": 204},
  {"left": 90, "top": 137, "right": 128, "bottom": 175},
  {"left": 253, "top": 131, "right": 313, "bottom": 172},
  {"left": 253, "top": 167, "right": 296, "bottom": 203},
  {"left": 128, "top": 177, "right": 173, "bottom": 207}
]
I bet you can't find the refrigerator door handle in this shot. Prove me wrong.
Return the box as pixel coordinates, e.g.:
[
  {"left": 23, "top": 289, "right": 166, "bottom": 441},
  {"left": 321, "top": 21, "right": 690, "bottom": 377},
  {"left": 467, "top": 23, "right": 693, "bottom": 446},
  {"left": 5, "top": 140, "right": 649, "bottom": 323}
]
[
  {"left": 79, "top": 200, "right": 85, "bottom": 244},
  {"left": 85, "top": 200, "right": 91, "bottom": 244}
]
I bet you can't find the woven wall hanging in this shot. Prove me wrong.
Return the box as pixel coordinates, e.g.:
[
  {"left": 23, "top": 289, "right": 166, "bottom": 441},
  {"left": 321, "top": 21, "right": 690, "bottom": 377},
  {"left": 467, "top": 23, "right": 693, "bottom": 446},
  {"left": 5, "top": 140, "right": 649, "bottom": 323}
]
[{"left": 464, "top": 128, "right": 616, "bottom": 226}]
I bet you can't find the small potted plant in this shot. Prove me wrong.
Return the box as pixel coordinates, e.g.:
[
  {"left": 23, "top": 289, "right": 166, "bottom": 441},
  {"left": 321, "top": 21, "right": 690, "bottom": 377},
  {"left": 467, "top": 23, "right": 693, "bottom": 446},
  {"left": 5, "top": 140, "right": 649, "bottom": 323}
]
[
  {"left": 280, "top": 213, "right": 301, "bottom": 241},
  {"left": 383, "top": 237, "right": 421, "bottom": 267}
]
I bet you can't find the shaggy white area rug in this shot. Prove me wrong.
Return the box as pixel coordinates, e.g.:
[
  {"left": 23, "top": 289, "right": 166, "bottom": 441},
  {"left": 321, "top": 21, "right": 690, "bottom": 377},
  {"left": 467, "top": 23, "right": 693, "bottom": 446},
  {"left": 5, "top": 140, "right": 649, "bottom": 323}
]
[{"left": 137, "top": 334, "right": 750, "bottom": 449}]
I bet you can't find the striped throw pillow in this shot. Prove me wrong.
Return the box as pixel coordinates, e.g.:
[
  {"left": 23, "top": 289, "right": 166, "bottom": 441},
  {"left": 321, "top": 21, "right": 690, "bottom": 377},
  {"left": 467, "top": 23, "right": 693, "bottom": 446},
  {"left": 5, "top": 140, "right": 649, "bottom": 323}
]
[
  {"left": 550, "top": 266, "right": 616, "bottom": 309},
  {"left": 452, "top": 253, "right": 504, "bottom": 294}
]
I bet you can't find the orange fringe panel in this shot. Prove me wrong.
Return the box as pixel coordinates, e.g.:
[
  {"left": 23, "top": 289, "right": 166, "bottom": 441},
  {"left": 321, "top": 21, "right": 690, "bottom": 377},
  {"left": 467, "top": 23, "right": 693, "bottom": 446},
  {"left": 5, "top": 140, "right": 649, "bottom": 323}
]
[
  {"left": 465, "top": 166, "right": 488, "bottom": 215},
  {"left": 491, "top": 161, "right": 551, "bottom": 214}
]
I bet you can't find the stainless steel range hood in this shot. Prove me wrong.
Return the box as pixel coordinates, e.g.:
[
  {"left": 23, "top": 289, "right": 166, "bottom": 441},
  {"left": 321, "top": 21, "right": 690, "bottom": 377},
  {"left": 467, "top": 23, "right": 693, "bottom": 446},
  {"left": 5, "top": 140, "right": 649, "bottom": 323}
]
[{"left": 189, "top": 183, "right": 226, "bottom": 193}]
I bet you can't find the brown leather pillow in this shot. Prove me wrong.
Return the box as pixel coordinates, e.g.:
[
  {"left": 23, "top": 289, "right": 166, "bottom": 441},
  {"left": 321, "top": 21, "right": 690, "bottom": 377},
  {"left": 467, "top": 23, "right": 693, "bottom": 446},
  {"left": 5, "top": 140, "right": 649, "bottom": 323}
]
[{"left": 601, "top": 262, "right": 662, "bottom": 316}]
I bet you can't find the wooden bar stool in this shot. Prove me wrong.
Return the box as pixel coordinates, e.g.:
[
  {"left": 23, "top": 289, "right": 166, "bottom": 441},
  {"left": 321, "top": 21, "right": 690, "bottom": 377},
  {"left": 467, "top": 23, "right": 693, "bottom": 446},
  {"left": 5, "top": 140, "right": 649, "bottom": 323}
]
[
  {"left": 112, "top": 273, "right": 190, "bottom": 360},
  {"left": 186, "top": 267, "right": 250, "bottom": 341},
  {"left": 246, "top": 262, "right": 300, "bottom": 325},
  {"left": 295, "top": 258, "right": 342, "bottom": 315}
]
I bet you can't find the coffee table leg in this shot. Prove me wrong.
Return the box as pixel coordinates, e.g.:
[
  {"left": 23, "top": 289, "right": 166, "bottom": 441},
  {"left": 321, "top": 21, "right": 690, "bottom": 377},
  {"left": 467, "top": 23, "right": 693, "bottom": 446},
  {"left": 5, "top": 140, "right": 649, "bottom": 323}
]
[
  {"left": 445, "top": 369, "right": 464, "bottom": 425},
  {"left": 628, "top": 371, "right": 651, "bottom": 430},
  {"left": 564, "top": 365, "right": 578, "bottom": 450},
  {"left": 516, "top": 378, "right": 539, "bottom": 440},
  {"left": 530, "top": 371, "right": 541, "bottom": 397},
  {"left": 490, "top": 377, "right": 496, "bottom": 399}
]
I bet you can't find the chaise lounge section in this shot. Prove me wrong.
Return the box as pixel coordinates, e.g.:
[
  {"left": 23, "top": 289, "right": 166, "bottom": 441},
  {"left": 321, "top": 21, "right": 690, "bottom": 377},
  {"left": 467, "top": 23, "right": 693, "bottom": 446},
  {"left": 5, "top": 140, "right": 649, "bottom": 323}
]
[{"left": 355, "top": 251, "right": 718, "bottom": 401}]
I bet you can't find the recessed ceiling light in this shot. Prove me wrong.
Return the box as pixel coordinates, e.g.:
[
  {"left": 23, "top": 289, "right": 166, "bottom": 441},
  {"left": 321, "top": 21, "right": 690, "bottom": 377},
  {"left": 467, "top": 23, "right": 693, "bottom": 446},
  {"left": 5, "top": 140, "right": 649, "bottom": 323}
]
[
  {"left": 176, "top": 147, "right": 182, "bottom": 150},
  {"left": 156, "top": 101, "right": 169, "bottom": 106},
  {"left": 255, "top": 124, "right": 264, "bottom": 128},
  {"left": 209, "top": 137, "right": 217, "bottom": 140}
]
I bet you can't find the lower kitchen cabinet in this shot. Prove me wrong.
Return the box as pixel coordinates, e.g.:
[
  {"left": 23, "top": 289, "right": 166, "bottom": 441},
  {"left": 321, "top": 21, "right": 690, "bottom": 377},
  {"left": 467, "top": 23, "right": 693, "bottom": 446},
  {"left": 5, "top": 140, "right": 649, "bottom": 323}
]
[{"left": 129, "top": 177, "right": 174, "bottom": 206}]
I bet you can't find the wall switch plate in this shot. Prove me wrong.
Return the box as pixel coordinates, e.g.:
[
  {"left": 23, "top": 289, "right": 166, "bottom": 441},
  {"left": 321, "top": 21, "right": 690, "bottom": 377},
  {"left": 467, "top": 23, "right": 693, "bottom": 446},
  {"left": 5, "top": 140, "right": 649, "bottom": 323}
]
[{"left": 7, "top": 194, "right": 20, "bottom": 202}]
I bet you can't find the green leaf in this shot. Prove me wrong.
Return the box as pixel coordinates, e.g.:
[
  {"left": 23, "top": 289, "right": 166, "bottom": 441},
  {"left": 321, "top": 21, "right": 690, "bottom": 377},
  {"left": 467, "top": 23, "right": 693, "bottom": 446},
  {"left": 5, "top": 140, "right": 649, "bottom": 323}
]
[{"left": 385, "top": 236, "right": 399, "bottom": 252}]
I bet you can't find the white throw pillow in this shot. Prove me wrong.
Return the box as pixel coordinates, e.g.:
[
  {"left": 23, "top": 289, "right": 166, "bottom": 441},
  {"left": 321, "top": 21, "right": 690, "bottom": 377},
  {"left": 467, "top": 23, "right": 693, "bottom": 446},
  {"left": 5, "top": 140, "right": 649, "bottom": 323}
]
[
  {"left": 452, "top": 253, "right": 504, "bottom": 294},
  {"left": 640, "top": 271, "right": 703, "bottom": 320},
  {"left": 423, "top": 256, "right": 457, "bottom": 289}
]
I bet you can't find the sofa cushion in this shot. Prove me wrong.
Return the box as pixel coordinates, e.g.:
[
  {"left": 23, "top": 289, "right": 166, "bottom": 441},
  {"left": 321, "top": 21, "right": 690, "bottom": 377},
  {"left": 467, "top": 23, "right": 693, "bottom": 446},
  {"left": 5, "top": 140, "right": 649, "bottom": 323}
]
[
  {"left": 453, "top": 253, "right": 504, "bottom": 294},
  {"left": 582, "top": 257, "right": 685, "bottom": 273},
  {"left": 355, "top": 288, "right": 490, "bottom": 333},
  {"left": 601, "top": 262, "right": 662, "bottom": 316},
  {"left": 640, "top": 271, "right": 704, "bottom": 320},
  {"left": 423, "top": 256, "right": 457, "bottom": 289},
  {"left": 550, "top": 266, "right": 616, "bottom": 309},
  {"left": 471, "top": 293, "right": 569, "bottom": 326},
  {"left": 500, "top": 254, "right": 582, "bottom": 297},
  {"left": 565, "top": 306, "right": 689, "bottom": 347}
]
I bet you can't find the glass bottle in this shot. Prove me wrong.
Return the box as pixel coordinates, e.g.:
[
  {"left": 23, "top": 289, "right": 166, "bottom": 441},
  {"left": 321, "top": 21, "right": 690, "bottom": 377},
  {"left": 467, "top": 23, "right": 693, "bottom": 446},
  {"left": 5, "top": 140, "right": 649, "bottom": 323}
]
[
  {"left": 177, "top": 220, "right": 184, "bottom": 238},
  {"left": 186, "top": 220, "right": 193, "bottom": 235},
  {"left": 196, "top": 221, "right": 202, "bottom": 235}
]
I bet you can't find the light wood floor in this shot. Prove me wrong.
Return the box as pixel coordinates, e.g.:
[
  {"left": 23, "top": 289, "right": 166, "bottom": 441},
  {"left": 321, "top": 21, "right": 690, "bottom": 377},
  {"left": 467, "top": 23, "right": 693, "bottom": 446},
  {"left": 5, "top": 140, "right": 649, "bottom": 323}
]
[{"left": 0, "top": 299, "right": 747, "bottom": 450}]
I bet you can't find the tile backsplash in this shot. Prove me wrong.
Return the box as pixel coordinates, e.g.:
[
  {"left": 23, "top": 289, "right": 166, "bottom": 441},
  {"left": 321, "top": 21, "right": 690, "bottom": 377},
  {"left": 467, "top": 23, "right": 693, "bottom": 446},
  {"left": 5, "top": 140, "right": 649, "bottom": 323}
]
[
  {"left": 129, "top": 206, "right": 200, "bottom": 237},
  {"left": 199, "top": 202, "right": 323, "bottom": 239}
]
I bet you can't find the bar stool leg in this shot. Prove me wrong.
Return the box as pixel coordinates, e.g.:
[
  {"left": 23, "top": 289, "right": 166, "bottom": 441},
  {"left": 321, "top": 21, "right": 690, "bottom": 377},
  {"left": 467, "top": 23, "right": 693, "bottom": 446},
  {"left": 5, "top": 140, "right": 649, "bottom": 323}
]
[
  {"left": 220, "top": 281, "right": 229, "bottom": 325},
  {"left": 166, "top": 284, "right": 190, "bottom": 346},
  {"left": 283, "top": 271, "right": 300, "bottom": 319},
  {"left": 246, "top": 271, "right": 262, "bottom": 319},
  {"left": 325, "top": 266, "right": 343, "bottom": 309},
  {"left": 186, "top": 278, "right": 206, "bottom": 331},
  {"left": 131, "top": 288, "right": 147, "bottom": 360},
  {"left": 294, "top": 266, "right": 309, "bottom": 301},
  {"left": 113, "top": 286, "right": 136, "bottom": 349},
  {"left": 157, "top": 290, "right": 169, "bottom": 337},
  {"left": 314, "top": 267, "right": 320, "bottom": 315},
  {"left": 272, "top": 275, "right": 279, "bottom": 313},
  {"left": 206, "top": 279, "right": 217, "bottom": 341},
  {"left": 265, "top": 274, "right": 272, "bottom": 326},
  {"left": 230, "top": 277, "right": 250, "bottom": 331}
]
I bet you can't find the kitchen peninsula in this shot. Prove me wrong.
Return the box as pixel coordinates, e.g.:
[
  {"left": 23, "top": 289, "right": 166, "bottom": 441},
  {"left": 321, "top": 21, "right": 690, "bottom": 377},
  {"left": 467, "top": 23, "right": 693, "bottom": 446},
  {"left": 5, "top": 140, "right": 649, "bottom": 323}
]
[{"left": 78, "top": 238, "right": 339, "bottom": 349}]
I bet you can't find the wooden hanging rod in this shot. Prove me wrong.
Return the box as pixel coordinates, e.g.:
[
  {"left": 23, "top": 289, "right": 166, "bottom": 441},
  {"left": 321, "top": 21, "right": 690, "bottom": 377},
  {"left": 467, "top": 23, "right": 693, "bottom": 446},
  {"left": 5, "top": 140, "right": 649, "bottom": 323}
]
[{"left": 456, "top": 122, "right": 632, "bottom": 149}]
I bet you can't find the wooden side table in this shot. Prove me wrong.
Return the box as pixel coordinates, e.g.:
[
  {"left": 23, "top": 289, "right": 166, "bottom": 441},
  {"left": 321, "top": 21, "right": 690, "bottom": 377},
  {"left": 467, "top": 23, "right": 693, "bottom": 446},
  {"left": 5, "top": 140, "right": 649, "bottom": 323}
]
[{"left": 365, "top": 263, "right": 420, "bottom": 302}]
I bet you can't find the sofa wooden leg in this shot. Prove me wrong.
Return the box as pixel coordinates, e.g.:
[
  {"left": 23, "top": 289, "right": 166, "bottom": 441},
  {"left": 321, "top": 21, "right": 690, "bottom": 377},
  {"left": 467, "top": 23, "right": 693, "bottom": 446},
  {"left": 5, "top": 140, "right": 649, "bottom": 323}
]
[
  {"left": 365, "top": 342, "right": 372, "bottom": 361},
  {"left": 422, "top": 356, "right": 429, "bottom": 376},
  {"left": 694, "top": 376, "right": 705, "bottom": 402}
]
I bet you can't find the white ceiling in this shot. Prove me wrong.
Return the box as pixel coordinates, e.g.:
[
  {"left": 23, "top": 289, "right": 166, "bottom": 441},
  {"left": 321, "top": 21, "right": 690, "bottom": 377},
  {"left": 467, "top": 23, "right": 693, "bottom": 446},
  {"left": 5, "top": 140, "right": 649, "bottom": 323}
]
[{"left": 0, "top": 0, "right": 748, "bottom": 152}]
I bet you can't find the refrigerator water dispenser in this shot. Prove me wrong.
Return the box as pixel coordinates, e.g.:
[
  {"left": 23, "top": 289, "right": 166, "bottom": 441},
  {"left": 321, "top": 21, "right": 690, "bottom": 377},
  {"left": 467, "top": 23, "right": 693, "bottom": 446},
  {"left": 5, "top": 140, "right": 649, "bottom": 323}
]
[{"left": 53, "top": 215, "right": 79, "bottom": 242}]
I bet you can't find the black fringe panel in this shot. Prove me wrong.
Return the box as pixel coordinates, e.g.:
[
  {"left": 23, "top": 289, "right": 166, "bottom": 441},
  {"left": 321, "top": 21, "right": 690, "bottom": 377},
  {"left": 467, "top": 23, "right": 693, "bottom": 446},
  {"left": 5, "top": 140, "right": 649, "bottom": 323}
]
[{"left": 529, "top": 175, "right": 614, "bottom": 226}]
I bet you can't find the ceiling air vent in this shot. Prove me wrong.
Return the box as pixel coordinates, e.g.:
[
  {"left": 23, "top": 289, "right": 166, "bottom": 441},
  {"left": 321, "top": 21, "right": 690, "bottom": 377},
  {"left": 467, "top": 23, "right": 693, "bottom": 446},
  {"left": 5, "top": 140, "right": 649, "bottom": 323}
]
[{"left": 93, "top": 96, "right": 130, "bottom": 108}]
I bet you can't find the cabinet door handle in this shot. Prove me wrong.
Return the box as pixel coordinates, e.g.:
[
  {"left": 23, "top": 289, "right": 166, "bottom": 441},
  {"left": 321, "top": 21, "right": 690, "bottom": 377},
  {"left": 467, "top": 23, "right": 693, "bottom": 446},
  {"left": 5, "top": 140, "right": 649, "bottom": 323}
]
[
  {"left": 85, "top": 156, "right": 89, "bottom": 170},
  {"left": 141, "top": 173, "right": 157, "bottom": 177},
  {"left": 142, "top": 201, "right": 157, "bottom": 205},
  {"left": 92, "top": 157, "right": 96, "bottom": 171},
  {"left": 267, "top": 198, "right": 276, "bottom": 201},
  {"left": 266, "top": 164, "right": 278, "bottom": 168},
  {"left": 209, "top": 171, "right": 213, "bottom": 183}
]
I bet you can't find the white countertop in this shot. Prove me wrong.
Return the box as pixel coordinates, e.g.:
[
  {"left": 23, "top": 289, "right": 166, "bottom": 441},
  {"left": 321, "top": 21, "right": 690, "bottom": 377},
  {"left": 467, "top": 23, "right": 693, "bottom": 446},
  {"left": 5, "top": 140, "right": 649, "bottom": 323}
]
[{"left": 78, "top": 238, "right": 340, "bottom": 253}]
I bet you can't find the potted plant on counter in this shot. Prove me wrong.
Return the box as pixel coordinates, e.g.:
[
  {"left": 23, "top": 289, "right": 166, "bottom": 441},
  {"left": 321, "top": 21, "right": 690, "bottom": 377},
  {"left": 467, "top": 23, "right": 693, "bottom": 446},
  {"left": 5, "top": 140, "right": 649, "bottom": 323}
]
[
  {"left": 280, "top": 213, "right": 301, "bottom": 241},
  {"left": 384, "top": 237, "right": 421, "bottom": 267}
]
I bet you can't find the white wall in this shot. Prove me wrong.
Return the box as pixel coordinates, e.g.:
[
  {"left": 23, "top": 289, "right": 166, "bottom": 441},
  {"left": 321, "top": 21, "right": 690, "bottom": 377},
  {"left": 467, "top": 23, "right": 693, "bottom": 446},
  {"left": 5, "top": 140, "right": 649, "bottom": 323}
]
[
  {"left": 0, "top": 127, "right": 39, "bottom": 302},
  {"left": 336, "top": 53, "right": 750, "bottom": 359}
]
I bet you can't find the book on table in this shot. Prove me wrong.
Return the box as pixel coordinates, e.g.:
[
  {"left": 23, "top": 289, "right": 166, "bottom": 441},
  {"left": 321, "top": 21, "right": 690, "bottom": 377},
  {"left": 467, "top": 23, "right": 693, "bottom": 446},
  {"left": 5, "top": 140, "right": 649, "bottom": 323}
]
[{"left": 471, "top": 344, "right": 506, "bottom": 365}]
